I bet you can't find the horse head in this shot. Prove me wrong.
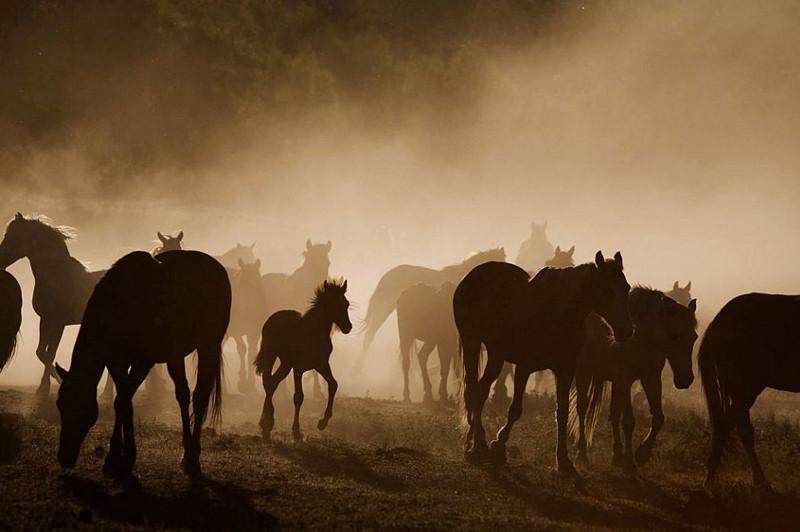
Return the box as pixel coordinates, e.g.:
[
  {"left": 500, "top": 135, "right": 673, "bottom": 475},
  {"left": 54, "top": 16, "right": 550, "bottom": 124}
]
[
  {"left": 156, "top": 231, "right": 184, "bottom": 254},
  {"left": 592, "top": 251, "right": 633, "bottom": 341},
  {"left": 667, "top": 280, "right": 693, "bottom": 307},
  {"left": 303, "top": 240, "right": 332, "bottom": 276},
  {"left": 0, "top": 213, "right": 73, "bottom": 268},
  {"left": 55, "top": 363, "right": 99, "bottom": 468},
  {"left": 545, "top": 245, "right": 575, "bottom": 268},
  {"left": 662, "top": 297, "right": 698, "bottom": 389},
  {"left": 314, "top": 279, "right": 351, "bottom": 334}
]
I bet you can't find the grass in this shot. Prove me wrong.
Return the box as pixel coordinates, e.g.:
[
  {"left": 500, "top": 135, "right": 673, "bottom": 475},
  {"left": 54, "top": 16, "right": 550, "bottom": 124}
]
[{"left": 1, "top": 385, "right": 800, "bottom": 530}]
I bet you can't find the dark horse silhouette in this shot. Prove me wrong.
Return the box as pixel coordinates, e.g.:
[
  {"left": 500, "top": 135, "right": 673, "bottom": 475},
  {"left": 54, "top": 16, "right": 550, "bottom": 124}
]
[
  {"left": 361, "top": 248, "right": 505, "bottom": 356},
  {"left": 0, "top": 270, "right": 22, "bottom": 372},
  {"left": 396, "top": 282, "right": 458, "bottom": 403},
  {"left": 454, "top": 252, "right": 633, "bottom": 474},
  {"left": 227, "top": 258, "right": 267, "bottom": 393},
  {"left": 571, "top": 287, "right": 697, "bottom": 474},
  {"left": 0, "top": 214, "right": 105, "bottom": 394},
  {"left": 700, "top": 293, "right": 800, "bottom": 489},
  {"left": 515, "top": 221, "right": 554, "bottom": 273},
  {"left": 255, "top": 279, "right": 352, "bottom": 442},
  {"left": 56, "top": 251, "right": 230, "bottom": 477}
]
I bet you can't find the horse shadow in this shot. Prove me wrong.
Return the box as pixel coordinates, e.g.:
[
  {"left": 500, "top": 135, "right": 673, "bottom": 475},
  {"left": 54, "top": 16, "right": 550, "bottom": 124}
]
[
  {"left": 60, "top": 475, "right": 279, "bottom": 530},
  {"left": 0, "top": 412, "right": 22, "bottom": 464},
  {"left": 271, "top": 440, "right": 406, "bottom": 493}
]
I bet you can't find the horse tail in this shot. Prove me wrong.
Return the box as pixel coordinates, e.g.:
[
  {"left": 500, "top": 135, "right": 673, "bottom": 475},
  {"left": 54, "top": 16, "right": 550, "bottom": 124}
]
[
  {"left": 254, "top": 330, "right": 269, "bottom": 376},
  {"left": 209, "top": 343, "right": 224, "bottom": 427},
  {"left": 568, "top": 371, "right": 606, "bottom": 446},
  {"left": 0, "top": 273, "right": 22, "bottom": 373},
  {"left": 0, "top": 331, "right": 17, "bottom": 373},
  {"left": 699, "top": 321, "right": 728, "bottom": 442}
]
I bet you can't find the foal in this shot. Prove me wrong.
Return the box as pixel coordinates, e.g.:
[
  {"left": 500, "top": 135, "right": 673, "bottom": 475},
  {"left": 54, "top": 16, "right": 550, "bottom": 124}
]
[
  {"left": 256, "top": 280, "right": 352, "bottom": 442},
  {"left": 572, "top": 287, "right": 697, "bottom": 473}
]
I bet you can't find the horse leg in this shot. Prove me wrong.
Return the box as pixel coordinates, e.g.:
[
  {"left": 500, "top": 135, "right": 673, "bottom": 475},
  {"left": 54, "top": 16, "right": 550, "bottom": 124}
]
[
  {"left": 575, "top": 368, "right": 591, "bottom": 467},
  {"left": 316, "top": 362, "right": 338, "bottom": 431},
  {"left": 490, "top": 366, "right": 531, "bottom": 466},
  {"left": 467, "top": 353, "right": 503, "bottom": 462},
  {"left": 104, "top": 363, "right": 151, "bottom": 477},
  {"left": 736, "top": 400, "right": 769, "bottom": 488},
  {"left": 183, "top": 344, "right": 221, "bottom": 477},
  {"left": 311, "top": 371, "right": 323, "bottom": 402},
  {"left": 291, "top": 369, "right": 305, "bottom": 442},
  {"left": 555, "top": 369, "right": 578, "bottom": 477},
  {"left": 417, "top": 341, "right": 435, "bottom": 404},
  {"left": 438, "top": 341, "right": 453, "bottom": 403},
  {"left": 259, "top": 362, "right": 291, "bottom": 442},
  {"left": 491, "top": 363, "right": 511, "bottom": 406},
  {"left": 401, "top": 339, "right": 412, "bottom": 403},
  {"left": 461, "top": 337, "right": 481, "bottom": 453},
  {"left": 167, "top": 358, "right": 192, "bottom": 454},
  {"left": 235, "top": 336, "right": 247, "bottom": 394},
  {"left": 609, "top": 384, "right": 624, "bottom": 467},
  {"left": 36, "top": 319, "right": 63, "bottom": 395},
  {"left": 635, "top": 373, "right": 664, "bottom": 466},
  {"left": 119, "top": 363, "right": 152, "bottom": 475},
  {"left": 619, "top": 383, "right": 637, "bottom": 475},
  {"left": 246, "top": 332, "right": 260, "bottom": 393},
  {"left": 103, "top": 364, "right": 127, "bottom": 476}
]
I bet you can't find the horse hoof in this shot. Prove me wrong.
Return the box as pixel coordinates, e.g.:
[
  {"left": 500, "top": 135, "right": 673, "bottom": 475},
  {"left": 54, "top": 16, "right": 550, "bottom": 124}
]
[
  {"left": 612, "top": 453, "right": 624, "bottom": 468},
  {"left": 262, "top": 431, "right": 272, "bottom": 443},
  {"left": 422, "top": 393, "right": 434, "bottom": 405},
  {"left": 36, "top": 383, "right": 50, "bottom": 396},
  {"left": 623, "top": 463, "right": 638, "bottom": 477},
  {"left": 465, "top": 445, "right": 489, "bottom": 464},
  {"left": 558, "top": 461, "right": 579, "bottom": 479},
  {"left": 292, "top": 432, "right": 303, "bottom": 443},
  {"left": 317, "top": 418, "right": 329, "bottom": 431},
  {"left": 489, "top": 440, "right": 507, "bottom": 466},
  {"left": 635, "top": 446, "right": 652, "bottom": 466},
  {"left": 577, "top": 453, "right": 590, "bottom": 468},
  {"left": 181, "top": 456, "right": 203, "bottom": 478}
]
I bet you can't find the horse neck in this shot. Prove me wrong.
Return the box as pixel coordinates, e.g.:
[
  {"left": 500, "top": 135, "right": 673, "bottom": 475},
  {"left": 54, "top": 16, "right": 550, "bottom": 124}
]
[
  {"left": 290, "top": 260, "right": 328, "bottom": 286},
  {"left": 70, "top": 335, "right": 106, "bottom": 388},
  {"left": 27, "top": 239, "right": 78, "bottom": 281},
  {"left": 303, "top": 306, "right": 334, "bottom": 336}
]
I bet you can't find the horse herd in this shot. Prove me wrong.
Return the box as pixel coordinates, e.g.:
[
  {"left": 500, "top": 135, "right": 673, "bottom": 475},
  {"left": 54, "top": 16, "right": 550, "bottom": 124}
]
[{"left": 0, "top": 214, "right": 798, "bottom": 492}]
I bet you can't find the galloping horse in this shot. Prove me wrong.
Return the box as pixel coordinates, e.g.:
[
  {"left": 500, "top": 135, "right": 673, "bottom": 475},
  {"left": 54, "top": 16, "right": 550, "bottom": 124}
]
[
  {"left": 396, "top": 282, "right": 458, "bottom": 403},
  {"left": 515, "top": 222, "right": 554, "bottom": 273},
  {"left": 256, "top": 280, "right": 352, "bottom": 442},
  {"left": 56, "top": 251, "right": 230, "bottom": 477},
  {"left": 571, "top": 287, "right": 697, "bottom": 473},
  {"left": 227, "top": 258, "right": 267, "bottom": 393},
  {"left": 0, "top": 270, "right": 22, "bottom": 372},
  {"left": 361, "top": 248, "right": 505, "bottom": 355},
  {"left": 153, "top": 231, "right": 184, "bottom": 255},
  {"left": 700, "top": 293, "right": 800, "bottom": 489},
  {"left": 666, "top": 280, "right": 692, "bottom": 307},
  {"left": 454, "top": 252, "right": 633, "bottom": 474},
  {"left": 0, "top": 214, "right": 105, "bottom": 394}
]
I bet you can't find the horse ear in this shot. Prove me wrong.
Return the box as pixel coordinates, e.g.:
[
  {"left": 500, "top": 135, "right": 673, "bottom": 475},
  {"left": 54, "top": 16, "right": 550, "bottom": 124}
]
[
  {"left": 249, "top": 242, "right": 256, "bottom": 250},
  {"left": 673, "top": 281, "right": 680, "bottom": 290},
  {"left": 688, "top": 299, "right": 697, "bottom": 312},
  {"left": 613, "top": 251, "right": 623, "bottom": 269},
  {"left": 685, "top": 281, "right": 692, "bottom": 291},
  {"left": 55, "top": 363, "right": 69, "bottom": 381},
  {"left": 157, "top": 232, "right": 167, "bottom": 244},
  {"left": 236, "top": 242, "right": 242, "bottom": 248},
  {"left": 568, "top": 245, "right": 575, "bottom": 256},
  {"left": 325, "top": 240, "right": 332, "bottom": 252},
  {"left": 176, "top": 231, "right": 184, "bottom": 242},
  {"left": 254, "top": 258, "right": 261, "bottom": 270},
  {"left": 594, "top": 251, "right": 605, "bottom": 267},
  {"left": 306, "top": 239, "right": 313, "bottom": 251},
  {"left": 238, "top": 258, "right": 245, "bottom": 269},
  {"left": 342, "top": 280, "right": 348, "bottom": 291},
  {"left": 15, "top": 212, "right": 23, "bottom": 220},
  {"left": 555, "top": 245, "right": 561, "bottom": 253},
  {"left": 323, "top": 280, "right": 329, "bottom": 289}
]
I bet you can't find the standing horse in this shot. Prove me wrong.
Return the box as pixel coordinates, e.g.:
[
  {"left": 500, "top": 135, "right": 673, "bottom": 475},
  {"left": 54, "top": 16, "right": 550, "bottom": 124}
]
[
  {"left": 396, "top": 282, "right": 458, "bottom": 404},
  {"left": 214, "top": 243, "right": 257, "bottom": 270},
  {"left": 571, "top": 288, "right": 697, "bottom": 473},
  {"left": 493, "top": 245, "right": 575, "bottom": 403},
  {"left": 666, "top": 281, "right": 692, "bottom": 307},
  {"left": 227, "top": 258, "right": 267, "bottom": 393},
  {"left": 515, "top": 222, "right": 554, "bottom": 273},
  {"left": 255, "top": 280, "right": 352, "bottom": 442},
  {"left": 56, "top": 250, "right": 230, "bottom": 477},
  {"left": 361, "top": 248, "right": 505, "bottom": 355},
  {"left": 0, "top": 270, "right": 22, "bottom": 372},
  {"left": 0, "top": 214, "right": 105, "bottom": 394},
  {"left": 153, "top": 231, "right": 184, "bottom": 255},
  {"left": 700, "top": 293, "right": 800, "bottom": 489},
  {"left": 454, "top": 252, "right": 632, "bottom": 473}
]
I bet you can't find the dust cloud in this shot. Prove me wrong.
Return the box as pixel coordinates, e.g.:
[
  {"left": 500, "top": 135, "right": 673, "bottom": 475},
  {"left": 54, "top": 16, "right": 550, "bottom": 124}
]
[{"left": 1, "top": 0, "right": 798, "bottom": 398}]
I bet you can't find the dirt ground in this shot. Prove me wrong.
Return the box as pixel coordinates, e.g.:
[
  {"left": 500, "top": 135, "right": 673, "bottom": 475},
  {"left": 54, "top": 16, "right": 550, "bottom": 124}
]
[{"left": 1, "top": 384, "right": 800, "bottom": 531}]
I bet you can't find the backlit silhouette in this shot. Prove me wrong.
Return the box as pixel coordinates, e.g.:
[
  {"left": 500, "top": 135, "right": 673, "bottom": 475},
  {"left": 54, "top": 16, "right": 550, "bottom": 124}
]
[
  {"left": 700, "top": 293, "right": 800, "bottom": 489},
  {"left": 571, "top": 288, "right": 697, "bottom": 473},
  {"left": 454, "top": 251, "right": 632, "bottom": 474},
  {"left": 545, "top": 245, "right": 576, "bottom": 268},
  {"left": 153, "top": 231, "right": 184, "bottom": 255},
  {"left": 665, "top": 280, "right": 692, "bottom": 307},
  {"left": 56, "top": 250, "right": 231, "bottom": 477},
  {"left": 0, "top": 214, "right": 105, "bottom": 394},
  {"left": 227, "top": 258, "right": 267, "bottom": 393},
  {"left": 214, "top": 242, "right": 257, "bottom": 270},
  {"left": 0, "top": 270, "right": 22, "bottom": 372},
  {"left": 396, "top": 282, "right": 458, "bottom": 403},
  {"left": 255, "top": 279, "right": 352, "bottom": 442},
  {"left": 515, "top": 222, "right": 554, "bottom": 273}
]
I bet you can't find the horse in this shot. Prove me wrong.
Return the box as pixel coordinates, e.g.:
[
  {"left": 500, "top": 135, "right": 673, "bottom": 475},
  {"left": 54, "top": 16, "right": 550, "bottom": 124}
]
[
  {"left": 570, "top": 287, "right": 697, "bottom": 474},
  {"left": 255, "top": 279, "right": 352, "bottom": 442},
  {"left": 259, "top": 240, "right": 333, "bottom": 398},
  {"left": 493, "top": 245, "right": 575, "bottom": 403},
  {"left": 515, "top": 221, "right": 554, "bottom": 273},
  {"left": 227, "top": 258, "right": 267, "bottom": 393},
  {"left": 0, "top": 270, "right": 22, "bottom": 372},
  {"left": 454, "top": 251, "right": 633, "bottom": 474},
  {"left": 0, "top": 213, "right": 106, "bottom": 394},
  {"left": 214, "top": 242, "right": 257, "bottom": 270},
  {"left": 361, "top": 248, "right": 506, "bottom": 355},
  {"left": 700, "top": 293, "right": 800, "bottom": 489},
  {"left": 396, "top": 282, "right": 458, "bottom": 404},
  {"left": 153, "top": 231, "right": 184, "bottom": 255},
  {"left": 666, "top": 280, "right": 692, "bottom": 307},
  {"left": 55, "top": 250, "right": 230, "bottom": 477},
  {"left": 545, "top": 245, "right": 575, "bottom": 268}
]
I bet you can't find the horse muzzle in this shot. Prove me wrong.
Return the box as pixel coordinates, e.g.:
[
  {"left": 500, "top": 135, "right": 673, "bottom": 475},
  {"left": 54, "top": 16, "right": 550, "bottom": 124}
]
[{"left": 674, "top": 374, "right": 694, "bottom": 390}]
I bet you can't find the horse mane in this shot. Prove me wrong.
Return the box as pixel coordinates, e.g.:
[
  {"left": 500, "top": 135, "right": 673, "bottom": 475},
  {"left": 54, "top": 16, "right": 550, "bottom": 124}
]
[
  {"left": 308, "top": 279, "right": 347, "bottom": 310},
  {"left": 11, "top": 214, "right": 76, "bottom": 241},
  {"left": 630, "top": 285, "right": 697, "bottom": 328}
]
